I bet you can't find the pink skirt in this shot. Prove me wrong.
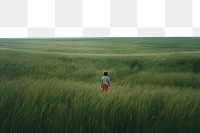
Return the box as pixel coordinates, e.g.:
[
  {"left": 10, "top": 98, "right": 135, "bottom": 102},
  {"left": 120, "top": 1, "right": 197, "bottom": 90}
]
[{"left": 101, "top": 84, "right": 109, "bottom": 91}]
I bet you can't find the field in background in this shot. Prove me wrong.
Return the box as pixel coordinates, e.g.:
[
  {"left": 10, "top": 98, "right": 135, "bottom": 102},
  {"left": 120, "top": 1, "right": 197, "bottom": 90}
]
[{"left": 0, "top": 38, "right": 200, "bottom": 133}]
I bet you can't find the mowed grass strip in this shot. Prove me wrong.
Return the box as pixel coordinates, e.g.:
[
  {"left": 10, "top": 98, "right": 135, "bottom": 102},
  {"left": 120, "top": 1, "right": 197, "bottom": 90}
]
[{"left": 0, "top": 38, "right": 200, "bottom": 133}]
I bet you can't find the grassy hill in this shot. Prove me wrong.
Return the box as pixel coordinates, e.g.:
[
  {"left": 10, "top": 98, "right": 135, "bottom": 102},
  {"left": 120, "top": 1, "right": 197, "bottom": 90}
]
[{"left": 0, "top": 38, "right": 200, "bottom": 133}]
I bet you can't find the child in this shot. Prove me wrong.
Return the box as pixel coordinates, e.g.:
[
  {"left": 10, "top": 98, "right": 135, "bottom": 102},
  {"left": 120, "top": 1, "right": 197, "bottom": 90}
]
[{"left": 101, "top": 71, "right": 110, "bottom": 91}]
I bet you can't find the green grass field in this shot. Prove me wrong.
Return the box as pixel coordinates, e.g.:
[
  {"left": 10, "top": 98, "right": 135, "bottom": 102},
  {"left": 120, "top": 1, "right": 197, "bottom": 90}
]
[{"left": 0, "top": 38, "right": 200, "bottom": 133}]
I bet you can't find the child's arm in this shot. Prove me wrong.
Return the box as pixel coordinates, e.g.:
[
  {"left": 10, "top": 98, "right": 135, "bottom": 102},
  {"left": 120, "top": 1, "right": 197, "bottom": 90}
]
[
  {"left": 108, "top": 78, "right": 110, "bottom": 87},
  {"left": 101, "top": 78, "right": 103, "bottom": 88}
]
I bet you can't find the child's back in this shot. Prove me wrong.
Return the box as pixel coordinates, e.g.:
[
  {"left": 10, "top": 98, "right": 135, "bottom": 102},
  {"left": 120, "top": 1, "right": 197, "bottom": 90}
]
[{"left": 102, "top": 76, "right": 110, "bottom": 85}]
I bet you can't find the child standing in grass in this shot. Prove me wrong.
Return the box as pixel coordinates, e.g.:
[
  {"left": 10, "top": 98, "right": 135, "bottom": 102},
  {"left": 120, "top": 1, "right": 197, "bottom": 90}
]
[{"left": 101, "top": 71, "right": 110, "bottom": 91}]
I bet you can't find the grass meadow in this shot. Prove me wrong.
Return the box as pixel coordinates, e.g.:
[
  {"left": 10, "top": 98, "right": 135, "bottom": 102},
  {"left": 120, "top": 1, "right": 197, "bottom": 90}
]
[{"left": 0, "top": 38, "right": 200, "bottom": 133}]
